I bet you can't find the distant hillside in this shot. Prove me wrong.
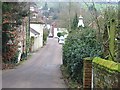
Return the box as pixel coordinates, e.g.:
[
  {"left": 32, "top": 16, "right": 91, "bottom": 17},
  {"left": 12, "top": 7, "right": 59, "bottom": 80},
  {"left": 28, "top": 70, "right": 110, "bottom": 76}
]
[{"left": 81, "top": 2, "right": 118, "bottom": 11}]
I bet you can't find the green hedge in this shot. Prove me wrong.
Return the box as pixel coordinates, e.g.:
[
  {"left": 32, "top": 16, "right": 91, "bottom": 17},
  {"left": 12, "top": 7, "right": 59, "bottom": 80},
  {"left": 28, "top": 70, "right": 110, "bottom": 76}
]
[
  {"left": 93, "top": 57, "right": 120, "bottom": 73},
  {"left": 43, "top": 29, "right": 48, "bottom": 44},
  {"left": 63, "top": 27, "right": 103, "bottom": 83}
]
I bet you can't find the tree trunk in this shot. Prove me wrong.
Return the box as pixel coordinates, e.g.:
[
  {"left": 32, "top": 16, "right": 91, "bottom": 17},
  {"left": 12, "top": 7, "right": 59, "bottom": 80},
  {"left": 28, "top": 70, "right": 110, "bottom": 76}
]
[
  {"left": 109, "top": 19, "right": 116, "bottom": 61},
  {"left": 117, "top": 1, "right": 120, "bottom": 62}
]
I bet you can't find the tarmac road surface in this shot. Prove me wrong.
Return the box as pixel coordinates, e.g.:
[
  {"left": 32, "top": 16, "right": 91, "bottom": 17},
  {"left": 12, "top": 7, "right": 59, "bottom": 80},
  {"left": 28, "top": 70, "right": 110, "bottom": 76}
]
[{"left": 2, "top": 38, "right": 67, "bottom": 88}]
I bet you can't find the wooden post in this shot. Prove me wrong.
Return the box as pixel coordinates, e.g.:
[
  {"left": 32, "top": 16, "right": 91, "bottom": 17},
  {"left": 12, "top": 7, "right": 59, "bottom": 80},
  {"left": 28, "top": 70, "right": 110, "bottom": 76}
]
[{"left": 83, "top": 58, "right": 92, "bottom": 89}]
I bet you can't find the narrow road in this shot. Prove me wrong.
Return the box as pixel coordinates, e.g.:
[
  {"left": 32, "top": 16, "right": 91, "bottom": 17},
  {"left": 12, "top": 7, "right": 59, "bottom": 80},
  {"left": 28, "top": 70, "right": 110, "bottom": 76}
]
[{"left": 2, "top": 38, "right": 66, "bottom": 88}]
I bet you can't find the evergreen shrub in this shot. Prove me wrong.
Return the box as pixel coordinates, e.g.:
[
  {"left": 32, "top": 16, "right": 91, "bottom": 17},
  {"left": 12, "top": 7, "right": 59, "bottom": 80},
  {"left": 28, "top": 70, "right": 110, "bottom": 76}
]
[{"left": 63, "top": 27, "right": 103, "bottom": 83}]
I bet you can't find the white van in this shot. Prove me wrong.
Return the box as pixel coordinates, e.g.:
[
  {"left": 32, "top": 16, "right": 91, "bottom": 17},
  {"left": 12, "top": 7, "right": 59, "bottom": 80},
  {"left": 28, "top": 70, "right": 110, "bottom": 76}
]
[{"left": 58, "top": 36, "right": 65, "bottom": 44}]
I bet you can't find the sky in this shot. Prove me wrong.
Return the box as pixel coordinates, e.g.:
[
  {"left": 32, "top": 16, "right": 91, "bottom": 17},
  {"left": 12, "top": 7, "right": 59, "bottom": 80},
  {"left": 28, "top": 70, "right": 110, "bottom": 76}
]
[{"left": 1, "top": 0, "right": 119, "bottom": 2}]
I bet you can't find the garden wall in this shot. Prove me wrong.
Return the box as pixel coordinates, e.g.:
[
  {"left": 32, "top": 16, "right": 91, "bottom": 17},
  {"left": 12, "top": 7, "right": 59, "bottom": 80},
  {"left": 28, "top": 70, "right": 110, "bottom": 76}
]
[
  {"left": 83, "top": 57, "right": 120, "bottom": 89},
  {"left": 93, "top": 57, "right": 120, "bottom": 89}
]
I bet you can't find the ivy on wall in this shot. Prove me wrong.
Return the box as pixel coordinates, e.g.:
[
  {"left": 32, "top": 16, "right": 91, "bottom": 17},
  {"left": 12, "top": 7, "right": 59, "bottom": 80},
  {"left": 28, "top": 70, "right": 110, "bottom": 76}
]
[{"left": 2, "top": 2, "right": 29, "bottom": 64}]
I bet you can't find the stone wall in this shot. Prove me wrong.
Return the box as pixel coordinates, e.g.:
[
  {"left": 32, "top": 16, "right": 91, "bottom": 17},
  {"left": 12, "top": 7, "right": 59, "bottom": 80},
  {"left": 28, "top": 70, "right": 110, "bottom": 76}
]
[
  {"left": 83, "top": 57, "right": 120, "bottom": 89},
  {"left": 92, "top": 57, "right": 120, "bottom": 89},
  {"left": 93, "top": 64, "right": 119, "bottom": 88}
]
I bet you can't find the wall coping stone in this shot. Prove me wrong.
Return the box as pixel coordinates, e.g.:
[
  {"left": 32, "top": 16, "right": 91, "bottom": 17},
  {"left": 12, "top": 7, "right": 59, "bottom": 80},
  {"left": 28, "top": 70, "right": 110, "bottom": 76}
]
[
  {"left": 93, "top": 57, "right": 120, "bottom": 73},
  {"left": 84, "top": 57, "right": 93, "bottom": 61}
]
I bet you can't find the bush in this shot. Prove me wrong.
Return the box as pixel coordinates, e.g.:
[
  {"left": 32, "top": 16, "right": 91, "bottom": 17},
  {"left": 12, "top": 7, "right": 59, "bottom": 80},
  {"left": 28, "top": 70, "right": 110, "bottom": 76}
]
[
  {"left": 43, "top": 29, "right": 48, "bottom": 45},
  {"left": 63, "top": 27, "right": 103, "bottom": 84},
  {"left": 57, "top": 32, "right": 62, "bottom": 37}
]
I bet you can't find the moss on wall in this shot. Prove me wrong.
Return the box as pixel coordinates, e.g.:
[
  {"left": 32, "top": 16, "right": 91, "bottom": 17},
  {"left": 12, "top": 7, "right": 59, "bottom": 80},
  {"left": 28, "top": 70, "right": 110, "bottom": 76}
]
[
  {"left": 93, "top": 57, "right": 120, "bottom": 73},
  {"left": 92, "top": 57, "right": 119, "bottom": 88}
]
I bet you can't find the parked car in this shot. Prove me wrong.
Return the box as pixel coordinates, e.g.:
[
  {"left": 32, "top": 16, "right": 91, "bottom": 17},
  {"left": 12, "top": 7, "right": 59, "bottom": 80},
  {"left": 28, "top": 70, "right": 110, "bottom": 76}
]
[{"left": 58, "top": 36, "right": 65, "bottom": 44}]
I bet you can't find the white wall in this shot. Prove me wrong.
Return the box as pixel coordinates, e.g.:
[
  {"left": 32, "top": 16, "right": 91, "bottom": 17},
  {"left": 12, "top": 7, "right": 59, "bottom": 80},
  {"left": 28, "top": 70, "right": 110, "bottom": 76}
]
[
  {"left": 30, "top": 23, "right": 44, "bottom": 52},
  {"left": 54, "top": 28, "right": 58, "bottom": 38},
  {"left": 17, "top": 41, "right": 23, "bottom": 63},
  {"left": 32, "top": 36, "right": 39, "bottom": 52}
]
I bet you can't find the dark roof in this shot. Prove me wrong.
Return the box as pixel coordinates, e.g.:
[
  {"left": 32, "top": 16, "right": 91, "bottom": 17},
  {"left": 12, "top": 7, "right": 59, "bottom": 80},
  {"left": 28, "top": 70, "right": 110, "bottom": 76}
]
[
  {"left": 30, "top": 28, "right": 40, "bottom": 35},
  {"left": 30, "top": 18, "right": 45, "bottom": 24}
]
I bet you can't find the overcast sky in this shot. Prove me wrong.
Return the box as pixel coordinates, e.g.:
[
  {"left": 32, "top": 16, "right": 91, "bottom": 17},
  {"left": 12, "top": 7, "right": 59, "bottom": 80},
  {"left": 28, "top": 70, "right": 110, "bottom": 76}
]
[{"left": 1, "top": 0, "right": 119, "bottom": 2}]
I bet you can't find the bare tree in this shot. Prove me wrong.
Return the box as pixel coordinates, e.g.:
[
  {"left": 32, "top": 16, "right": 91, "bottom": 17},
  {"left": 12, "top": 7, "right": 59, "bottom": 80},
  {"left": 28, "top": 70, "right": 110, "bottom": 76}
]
[{"left": 57, "top": 2, "right": 80, "bottom": 30}]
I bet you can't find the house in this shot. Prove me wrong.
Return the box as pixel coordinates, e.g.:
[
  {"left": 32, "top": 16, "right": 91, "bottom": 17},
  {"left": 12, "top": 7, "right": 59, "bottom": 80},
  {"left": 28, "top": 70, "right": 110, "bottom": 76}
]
[
  {"left": 48, "top": 21, "right": 57, "bottom": 37},
  {"left": 30, "top": 22, "right": 45, "bottom": 52},
  {"left": 30, "top": 4, "right": 45, "bottom": 52},
  {"left": 30, "top": 27, "right": 40, "bottom": 52}
]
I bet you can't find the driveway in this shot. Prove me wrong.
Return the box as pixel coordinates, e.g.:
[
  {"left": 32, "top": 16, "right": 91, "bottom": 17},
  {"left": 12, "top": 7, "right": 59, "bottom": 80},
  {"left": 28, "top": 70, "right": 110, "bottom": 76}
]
[{"left": 2, "top": 38, "right": 67, "bottom": 88}]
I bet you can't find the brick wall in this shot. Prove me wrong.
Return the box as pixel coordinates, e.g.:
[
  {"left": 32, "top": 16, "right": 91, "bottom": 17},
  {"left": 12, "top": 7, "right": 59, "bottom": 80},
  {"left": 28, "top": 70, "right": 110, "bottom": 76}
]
[
  {"left": 83, "top": 57, "right": 120, "bottom": 89},
  {"left": 83, "top": 59, "right": 92, "bottom": 89}
]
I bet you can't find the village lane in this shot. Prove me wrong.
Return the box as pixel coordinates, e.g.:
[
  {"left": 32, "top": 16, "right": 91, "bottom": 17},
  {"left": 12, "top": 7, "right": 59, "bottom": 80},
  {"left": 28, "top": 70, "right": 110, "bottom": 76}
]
[{"left": 2, "top": 38, "right": 67, "bottom": 88}]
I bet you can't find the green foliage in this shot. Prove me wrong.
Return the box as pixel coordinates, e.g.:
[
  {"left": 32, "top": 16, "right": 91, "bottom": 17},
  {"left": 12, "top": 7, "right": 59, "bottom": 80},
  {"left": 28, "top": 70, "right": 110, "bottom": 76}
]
[
  {"left": 93, "top": 57, "right": 120, "bottom": 73},
  {"left": 57, "top": 32, "right": 67, "bottom": 37},
  {"left": 63, "top": 27, "right": 103, "bottom": 83},
  {"left": 43, "top": 2, "right": 48, "bottom": 10},
  {"left": 109, "top": 19, "right": 116, "bottom": 60},
  {"left": 31, "top": 36, "right": 34, "bottom": 42},
  {"left": 102, "top": 6, "right": 118, "bottom": 60},
  {"left": 2, "top": 2, "right": 29, "bottom": 63},
  {"left": 11, "top": 51, "right": 20, "bottom": 63},
  {"left": 57, "top": 32, "right": 62, "bottom": 37},
  {"left": 71, "top": 13, "right": 78, "bottom": 30},
  {"left": 30, "top": 36, "right": 34, "bottom": 45},
  {"left": 21, "top": 52, "right": 27, "bottom": 60},
  {"left": 61, "top": 65, "right": 81, "bottom": 88},
  {"left": 62, "top": 31, "right": 68, "bottom": 36},
  {"left": 43, "top": 29, "right": 48, "bottom": 45}
]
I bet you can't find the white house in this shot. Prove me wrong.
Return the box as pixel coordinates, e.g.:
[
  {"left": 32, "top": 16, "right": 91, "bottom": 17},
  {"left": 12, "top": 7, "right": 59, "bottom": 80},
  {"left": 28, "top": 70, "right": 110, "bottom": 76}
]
[
  {"left": 30, "top": 27, "right": 40, "bottom": 52},
  {"left": 78, "top": 15, "right": 84, "bottom": 27},
  {"left": 30, "top": 22, "right": 44, "bottom": 52}
]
